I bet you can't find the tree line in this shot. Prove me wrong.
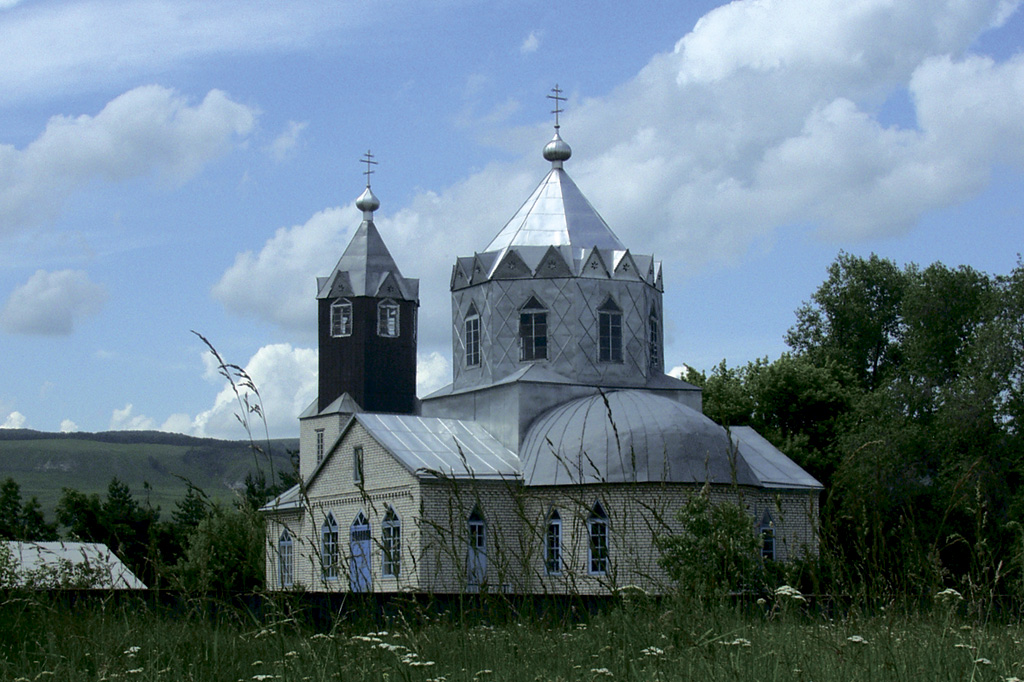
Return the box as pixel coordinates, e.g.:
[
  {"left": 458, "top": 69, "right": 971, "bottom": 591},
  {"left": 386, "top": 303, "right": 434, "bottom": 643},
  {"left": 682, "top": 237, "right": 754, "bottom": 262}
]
[
  {"left": 0, "top": 453, "right": 298, "bottom": 591},
  {"left": 684, "top": 252, "right": 1024, "bottom": 598}
]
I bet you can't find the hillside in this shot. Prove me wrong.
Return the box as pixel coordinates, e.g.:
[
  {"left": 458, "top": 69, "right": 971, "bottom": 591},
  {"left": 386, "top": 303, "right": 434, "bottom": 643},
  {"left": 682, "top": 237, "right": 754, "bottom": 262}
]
[{"left": 0, "top": 429, "right": 299, "bottom": 517}]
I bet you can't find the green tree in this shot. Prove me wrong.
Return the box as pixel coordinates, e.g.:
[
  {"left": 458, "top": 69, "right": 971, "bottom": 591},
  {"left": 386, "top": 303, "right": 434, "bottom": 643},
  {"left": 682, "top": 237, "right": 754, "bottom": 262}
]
[
  {"left": 658, "top": 486, "right": 762, "bottom": 600},
  {"left": 175, "top": 505, "right": 265, "bottom": 593}
]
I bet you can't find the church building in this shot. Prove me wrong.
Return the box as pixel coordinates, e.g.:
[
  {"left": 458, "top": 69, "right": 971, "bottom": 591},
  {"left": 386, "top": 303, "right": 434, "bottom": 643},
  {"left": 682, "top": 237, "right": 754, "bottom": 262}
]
[{"left": 260, "top": 95, "right": 822, "bottom": 595}]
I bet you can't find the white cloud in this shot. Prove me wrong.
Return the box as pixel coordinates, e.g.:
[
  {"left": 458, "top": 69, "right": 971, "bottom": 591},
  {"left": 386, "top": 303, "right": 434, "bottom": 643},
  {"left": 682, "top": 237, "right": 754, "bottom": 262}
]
[
  {"left": 215, "top": 0, "right": 1024, "bottom": 362},
  {"left": 212, "top": 207, "right": 357, "bottom": 331},
  {"left": 109, "top": 403, "right": 156, "bottom": 431},
  {"left": 0, "top": 0, "right": 376, "bottom": 104},
  {"left": 191, "top": 343, "right": 318, "bottom": 439},
  {"left": 59, "top": 419, "right": 79, "bottom": 433},
  {"left": 417, "top": 351, "right": 451, "bottom": 396},
  {"left": 520, "top": 30, "right": 541, "bottom": 54},
  {"left": 1, "top": 411, "right": 27, "bottom": 429},
  {"left": 0, "top": 269, "right": 107, "bottom": 335},
  {"left": 267, "top": 120, "right": 308, "bottom": 161},
  {"left": 0, "top": 85, "right": 257, "bottom": 232}
]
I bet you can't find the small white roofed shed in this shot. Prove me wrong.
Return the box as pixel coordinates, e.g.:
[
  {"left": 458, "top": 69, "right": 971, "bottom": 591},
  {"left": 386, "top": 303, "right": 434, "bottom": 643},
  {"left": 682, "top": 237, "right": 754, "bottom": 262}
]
[{"left": 3, "top": 541, "right": 147, "bottom": 589}]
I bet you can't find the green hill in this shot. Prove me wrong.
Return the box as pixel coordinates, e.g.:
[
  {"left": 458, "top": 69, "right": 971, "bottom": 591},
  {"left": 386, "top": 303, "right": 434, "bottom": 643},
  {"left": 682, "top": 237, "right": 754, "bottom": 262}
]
[{"left": 0, "top": 429, "right": 299, "bottom": 519}]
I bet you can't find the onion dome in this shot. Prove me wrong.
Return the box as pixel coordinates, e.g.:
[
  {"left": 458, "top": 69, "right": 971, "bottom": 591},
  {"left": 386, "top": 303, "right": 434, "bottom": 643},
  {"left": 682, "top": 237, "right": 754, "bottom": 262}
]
[
  {"left": 356, "top": 186, "right": 380, "bottom": 218},
  {"left": 543, "top": 130, "right": 572, "bottom": 166}
]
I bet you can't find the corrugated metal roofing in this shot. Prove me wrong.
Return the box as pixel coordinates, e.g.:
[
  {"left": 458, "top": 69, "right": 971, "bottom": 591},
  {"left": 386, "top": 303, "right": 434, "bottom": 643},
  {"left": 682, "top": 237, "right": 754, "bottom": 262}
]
[
  {"left": 316, "top": 219, "right": 418, "bottom": 301},
  {"left": 357, "top": 414, "right": 521, "bottom": 480}
]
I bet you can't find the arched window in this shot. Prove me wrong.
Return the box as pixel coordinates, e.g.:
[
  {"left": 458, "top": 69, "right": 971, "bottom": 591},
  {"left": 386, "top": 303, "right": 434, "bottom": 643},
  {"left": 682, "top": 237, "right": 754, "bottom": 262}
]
[
  {"left": 648, "top": 305, "right": 660, "bottom": 371},
  {"left": 545, "top": 510, "right": 562, "bottom": 576},
  {"left": 382, "top": 506, "right": 401, "bottom": 577},
  {"left": 519, "top": 296, "right": 547, "bottom": 361},
  {"left": 350, "top": 511, "right": 372, "bottom": 592},
  {"left": 278, "top": 529, "right": 293, "bottom": 588},
  {"left": 467, "top": 508, "right": 487, "bottom": 589},
  {"left": 598, "top": 298, "right": 623, "bottom": 363},
  {"left": 321, "top": 513, "right": 339, "bottom": 580},
  {"left": 465, "top": 303, "right": 481, "bottom": 367},
  {"left": 378, "top": 299, "right": 400, "bottom": 337},
  {"left": 330, "top": 299, "right": 353, "bottom": 337},
  {"left": 588, "top": 502, "right": 609, "bottom": 575},
  {"left": 760, "top": 511, "right": 775, "bottom": 561}
]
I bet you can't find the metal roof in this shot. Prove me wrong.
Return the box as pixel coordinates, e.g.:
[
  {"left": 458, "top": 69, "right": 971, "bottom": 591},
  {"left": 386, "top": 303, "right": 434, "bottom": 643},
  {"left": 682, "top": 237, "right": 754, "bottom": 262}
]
[
  {"left": 317, "top": 219, "right": 418, "bottom": 301},
  {"left": 4, "top": 541, "right": 147, "bottom": 589},
  {"left": 356, "top": 413, "right": 521, "bottom": 480},
  {"left": 730, "top": 426, "right": 823, "bottom": 490},
  {"left": 520, "top": 390, "right": 822, "bottom": 490},
  {"left": 483, "top": 168, "right": 625, "bottom": 255}
]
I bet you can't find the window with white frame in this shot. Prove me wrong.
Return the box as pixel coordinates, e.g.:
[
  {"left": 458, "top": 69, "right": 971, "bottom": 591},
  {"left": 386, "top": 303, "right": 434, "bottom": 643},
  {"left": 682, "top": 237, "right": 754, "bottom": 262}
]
[
  {"left": 760, "top": 511, "right": 775, "bottom": 561},
  {"left": 378, "top": 299, "right": 400, "bottom": 337},
  {"left": 467, "top": 508, "right": 487, "bottom": 588},
  {"left": 382, "top": 506, "right": 401, "bottom": 577},
  {"left": 278, "top": 528, "right": 293, "bottom": 588},
  {"left": 353, "top": 446, "right": 364, "bottom": 484},
  {"left": 598, "top": 298, "right": 623, "bottom": 363},
  {"left": 315, "top": 429, "right": 325, "bottom": 464},
  {"left": 545, "top": 510, "right": 562, "bottom": 575},
  {"left": 519, "top": 296, "right": 547, "bottom": 361},
  {"left": 465, "top": 303, "right": 481, "bottom": 367},
  {"left": 321, "top": 513, "right": 339, "bottom": 580},
  {"left": 588, "top": 502, "right": 609, "bottom": 575},
  {"left": 330, "top": 299, "right": 353, "bottom": 337}
]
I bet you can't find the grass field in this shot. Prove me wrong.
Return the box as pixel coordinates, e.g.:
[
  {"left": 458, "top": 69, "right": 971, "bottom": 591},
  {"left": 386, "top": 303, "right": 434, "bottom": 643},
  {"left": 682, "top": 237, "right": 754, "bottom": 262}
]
[
  {"left": 1, "top": 590, "right": 1021, "bottom": 681},
  {"left": 0, "top": 430, "right": 298, "bottom": 514}
]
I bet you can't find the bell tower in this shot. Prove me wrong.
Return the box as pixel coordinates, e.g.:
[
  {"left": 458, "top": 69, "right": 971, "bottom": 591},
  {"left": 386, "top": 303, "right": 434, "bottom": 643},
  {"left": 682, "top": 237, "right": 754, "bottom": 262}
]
[{"left": 315, "top": 152, "right": 419, "bottom": 414}]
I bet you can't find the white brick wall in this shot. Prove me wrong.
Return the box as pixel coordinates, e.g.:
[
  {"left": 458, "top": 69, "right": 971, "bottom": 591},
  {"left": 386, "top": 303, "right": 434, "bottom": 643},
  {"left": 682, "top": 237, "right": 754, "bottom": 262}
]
[{"left": 266, "top": 419, "right": 820, "bottom": 595}]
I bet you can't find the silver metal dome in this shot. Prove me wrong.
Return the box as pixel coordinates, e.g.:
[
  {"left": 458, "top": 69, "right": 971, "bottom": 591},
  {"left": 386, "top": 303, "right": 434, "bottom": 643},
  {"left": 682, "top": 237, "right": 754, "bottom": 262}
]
[
  {"left": 543, "top": 131, "right": 572, "bottom": 165},
  {"left": 355, "top": 186, "right": 380, "bottom": 215},
  {"left": 520, "top": 390, "right": 759, "bottom": 486}
]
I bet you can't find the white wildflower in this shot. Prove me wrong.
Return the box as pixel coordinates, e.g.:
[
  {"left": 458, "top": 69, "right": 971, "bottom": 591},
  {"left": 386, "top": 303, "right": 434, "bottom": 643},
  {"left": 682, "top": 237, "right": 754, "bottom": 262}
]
[
  {"left": 721, "top": 638, "right": 752, "bottom": 647},
  {"left": 847, "top": 635, "right": 869, "bottom": 645},
  {"left": 975, "top": 658, "right": 992, "bottom": 666},
  {"left": 310, "top": 633, "right": 332, "bottom": 641},
  {"left": 123, "top": 646, "right": 141, "bottom": 657},
  {"left": 955, "top": 643, "right": 976, "bottom": 650},
  {"left": 590, "top": 668, "right": 614, "bottom": 677},
  {"left": 774, "top": 585, "right": 806, "bottom": 602},
  {"left": 640, "top": 646, "right": 665, "bottom": 657},
  {"left": 126, "top": 669, "right": 144, "bottom": 675},
  {"left": 936, "top": 588, "right": 963, "bottom": 602}
]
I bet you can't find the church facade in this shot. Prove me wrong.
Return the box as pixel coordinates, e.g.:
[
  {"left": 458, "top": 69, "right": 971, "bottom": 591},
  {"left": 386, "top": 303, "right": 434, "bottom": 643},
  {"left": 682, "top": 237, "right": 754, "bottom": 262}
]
[{"left": 260, "top": 116, "right": 822, "bottom": 595}]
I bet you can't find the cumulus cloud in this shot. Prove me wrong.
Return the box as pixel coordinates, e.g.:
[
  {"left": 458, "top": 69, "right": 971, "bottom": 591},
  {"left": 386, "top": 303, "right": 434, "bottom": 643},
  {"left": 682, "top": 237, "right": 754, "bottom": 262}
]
[
  {"left": 0, "top": 85, "right": 256, "bottom": 232},
  {"left": 59, "top": 419, "right": 79, "bottom": 433},
  {"left": 267, "top": 120, "right": 308, "bottom": 161},
  {"left": 109, "top": 403, "right": 156, "bottom": 431},
  {"left": 191, "top": 343, "right": 318, "bottom": 439},
  {"left": 520, "top": 30, "right": 541, "bottom": 54},
  {"left": 215, "top": 0, "right": 1024, "bottom": 362},
  {"left": 212, "top": 207, "right": 358, "bottom": 331},
  {"left": 0, "top": 269, "right": 107, "bottom": 335},
  {"left": 417, "top": 351, "right": 451, "bottom": 396},
  {"left": 1, "top": 411, "right": 27, "bottom": 429}
]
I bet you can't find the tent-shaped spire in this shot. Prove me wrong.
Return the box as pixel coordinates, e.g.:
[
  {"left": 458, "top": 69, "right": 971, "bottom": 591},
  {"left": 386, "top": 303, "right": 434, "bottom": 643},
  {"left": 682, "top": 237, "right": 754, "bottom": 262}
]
[
  {"left": 482, "top": 167, "right": 625, "bottom": 254},
  {"left": 317, "top": 219, "right": 417, "bottom": 301}
]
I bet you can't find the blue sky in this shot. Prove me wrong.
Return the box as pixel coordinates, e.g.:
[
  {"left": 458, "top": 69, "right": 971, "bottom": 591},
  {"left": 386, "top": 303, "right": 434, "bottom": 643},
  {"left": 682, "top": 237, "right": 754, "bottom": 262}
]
[{"left": 1, "top": 0, "right": 1022, "bottom": 438}]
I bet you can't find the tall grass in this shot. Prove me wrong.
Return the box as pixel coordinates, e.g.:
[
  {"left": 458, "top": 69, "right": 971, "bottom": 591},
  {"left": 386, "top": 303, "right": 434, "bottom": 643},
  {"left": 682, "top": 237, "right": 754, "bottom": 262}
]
[{"left": 2, "top": 590, "right": 1022, "bottom": 681}]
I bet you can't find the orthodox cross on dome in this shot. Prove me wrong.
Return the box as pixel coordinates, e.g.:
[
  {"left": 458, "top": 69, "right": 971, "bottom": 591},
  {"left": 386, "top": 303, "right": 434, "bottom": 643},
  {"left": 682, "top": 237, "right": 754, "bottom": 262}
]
[
  {"left": 361, "top": 149, "right": 378, "bottom": 188},
  {"left": 547, "top": 85, "right": 566, "bottom": 130}
]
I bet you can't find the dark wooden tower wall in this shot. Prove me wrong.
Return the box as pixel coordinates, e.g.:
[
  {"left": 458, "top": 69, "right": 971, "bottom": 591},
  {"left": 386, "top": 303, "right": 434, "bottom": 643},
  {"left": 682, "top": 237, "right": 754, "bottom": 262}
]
[{"left": 318, "top": 296, "right": 418, "bottom": 414}]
